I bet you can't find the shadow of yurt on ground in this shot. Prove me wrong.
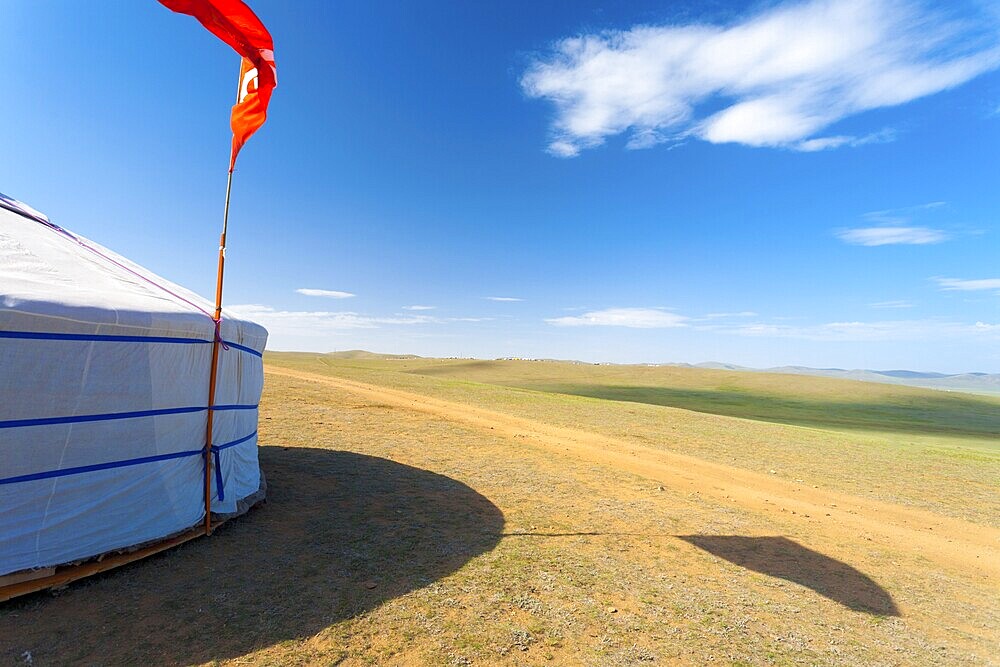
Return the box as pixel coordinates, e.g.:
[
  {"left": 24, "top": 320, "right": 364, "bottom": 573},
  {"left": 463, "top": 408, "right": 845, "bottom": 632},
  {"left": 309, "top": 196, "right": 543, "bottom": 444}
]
[{"left": 0, "top": 446, "right": 505, "bottom": 665}]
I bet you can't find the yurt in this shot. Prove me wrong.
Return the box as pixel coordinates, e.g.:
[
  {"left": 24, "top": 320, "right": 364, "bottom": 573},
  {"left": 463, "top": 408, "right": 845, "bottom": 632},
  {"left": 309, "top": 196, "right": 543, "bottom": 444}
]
[{"left": 0, "top": 194, "right": 267, "bottom": 598}]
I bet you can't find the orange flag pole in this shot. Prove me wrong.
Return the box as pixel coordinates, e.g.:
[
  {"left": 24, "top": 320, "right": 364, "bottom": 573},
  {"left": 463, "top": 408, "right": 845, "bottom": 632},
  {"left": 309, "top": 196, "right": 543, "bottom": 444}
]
[
  {"left": 156, "top": 0, "right": 275, "bottom": 537},
  {"left": 203, "top": 64, "right": 244, "bottom": 535}
]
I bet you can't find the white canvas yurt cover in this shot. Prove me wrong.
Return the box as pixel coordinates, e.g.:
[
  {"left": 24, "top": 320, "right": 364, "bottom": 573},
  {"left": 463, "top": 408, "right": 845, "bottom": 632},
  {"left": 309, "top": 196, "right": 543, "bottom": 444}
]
[{"left": 0, "top": 194, "right": 267, "bottom": 579}]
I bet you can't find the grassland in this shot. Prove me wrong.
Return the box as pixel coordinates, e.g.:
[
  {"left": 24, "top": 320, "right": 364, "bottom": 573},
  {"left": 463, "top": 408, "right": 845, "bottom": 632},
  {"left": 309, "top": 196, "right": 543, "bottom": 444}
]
[
  {"left": 267, "top": 354, "right": 1000, "bottom": 526},
  {"left": 1, "top": 353, "right": 997, "bottom": 665}
]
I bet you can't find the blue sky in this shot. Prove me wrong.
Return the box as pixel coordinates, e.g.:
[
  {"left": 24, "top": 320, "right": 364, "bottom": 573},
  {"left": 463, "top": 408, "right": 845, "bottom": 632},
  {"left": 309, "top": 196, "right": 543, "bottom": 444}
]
[{"left": 3, "top": 0, "right": 1000, "bottom": 371}]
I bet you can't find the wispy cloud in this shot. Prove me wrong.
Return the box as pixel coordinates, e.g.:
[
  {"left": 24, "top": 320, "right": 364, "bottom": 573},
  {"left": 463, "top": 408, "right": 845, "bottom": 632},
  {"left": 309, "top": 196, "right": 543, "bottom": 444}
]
[
  {"left": 720, "top": 318, "right": 1000, "bottom": 341},
  {"left": 521, "top": 0, "right": 1000, "bottom": 156},
  {"left": 403, "top": 305, "right": 436, "bottom": 310},
  {"left": 704, "top": 311, "right": 758, "bottom": 319},
  {"left": 935, "top": 277, "right": 1000, "bottom": 292},
  {"left": 485, "top": 296, "right": 524, "bottom": 302},
  {"left": 230, "top": 305, "right": 435, "bottom": 332},
  {"left": 837, "top": 201, "right": 952, "bottom": 245},
  {"left": 796, "top": 128, "right": 897, "bottom": 151},
  {"left": 869, "top": 300, "right": 914, "bottom": 309},
  {"left": 230, "top": 305, "right": 496, "bottom": 337},
  {"left": 296, "top": 288, "right": 356, "bottom": 299},
  {"left": 836, "top": 226, "right": 948, "bottom": 246},
  {"left": 863, "top": 201, "right": 945, "bottom": 224},
  {"left": 547, "top": 307, "right": 688, "bottom": 328}
]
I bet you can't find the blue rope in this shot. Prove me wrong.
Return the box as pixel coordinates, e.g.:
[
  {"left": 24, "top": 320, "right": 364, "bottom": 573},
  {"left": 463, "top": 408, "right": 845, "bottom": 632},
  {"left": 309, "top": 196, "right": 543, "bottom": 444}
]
[
  {"left": 0, "top": 330, "right": 263, "bottom": 358},
  {"left": 209, "top": 431, "right": 258, "bottom": 501},
  {"left": 211, "top": 431, "right": 257, "bottom": 451},
  {"left": 0, "top": 431, "right": 258, "bottom": 488},
  {"left": 221, "top": 341, "right": 261, "bottom": 357},
  {"left": 0, "top": 449, "right": 202, "bottom": 485},
  {"left": 0, "top": 406, "right": 206, "bottom": 429},
  {"left": 0, "top": 329, "right": 263, "bottom": 502},
  {"left": 0, "top": 331, "right": 207, "bottom": 345},
  {"left": 213, "top": 449, "right": 225, "bottom": 501},
  {"left": 0, "top": 404, "right": 257, "bottom": 430}
]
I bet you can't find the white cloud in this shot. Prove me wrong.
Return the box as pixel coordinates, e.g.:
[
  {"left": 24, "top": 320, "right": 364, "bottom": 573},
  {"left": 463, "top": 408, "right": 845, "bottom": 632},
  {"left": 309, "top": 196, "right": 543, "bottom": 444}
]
[
  {"left": 935, "top": 277, "right": 1000, "bottom": 292},
  {"left": 547, "top": 307, "right": 688, "bottom": 328},
  {"left": 869, "top": 300, "right": 914, "bottom": 309},
  {"left": 863, "top": 201, "right": 945, "bottom": 224},
  {"left": 838, "top": 201, "right": 952, "bottom": 245},
  {"left": 836, "top": 226, "right": 947, "bottom": 245},
  {"left": 485, "top": 296, "right": 524, "bottom": 302},
  {"left": 228, "top": 305, "right": 497, "bottom": 338},
  {"left": 521, "top": 0, "right": 1000, "bottom": 155},
  {"left": 718, "top": 318, "right": 1000, "bottom": 341},
  {"left": 296, "top": 288, "right": 356, "bottom": 299},
  {"left": 403, "top": 305, "right": 436, "bottom": 310},
  {"left": 548, "top": 140, "right": 581, "bottom": 158},
  {"left": 229, "top": 304, "right": 439, "bottom": 334},
  {"left": 705, "top": 311, "right": 758, "bottom": 319},
  {"left": 795, "top": 136, "right": 855, "bottom": 152},
  {"left": 796, "top": 128, "right": 896, "bottom": 151}
]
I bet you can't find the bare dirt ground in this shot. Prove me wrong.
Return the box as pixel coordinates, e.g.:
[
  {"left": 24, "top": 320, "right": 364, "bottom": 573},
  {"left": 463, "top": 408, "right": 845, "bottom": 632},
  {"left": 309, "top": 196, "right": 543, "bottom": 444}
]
[{"left": 1, "top": 363, "right": 997, "bottom": 665}]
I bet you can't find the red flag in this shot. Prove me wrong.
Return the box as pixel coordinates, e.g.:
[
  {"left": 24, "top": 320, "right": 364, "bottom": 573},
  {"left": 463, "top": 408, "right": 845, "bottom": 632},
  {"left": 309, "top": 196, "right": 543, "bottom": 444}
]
[{"left": 158, "top": 0, "right": 276, "bottom": 172}]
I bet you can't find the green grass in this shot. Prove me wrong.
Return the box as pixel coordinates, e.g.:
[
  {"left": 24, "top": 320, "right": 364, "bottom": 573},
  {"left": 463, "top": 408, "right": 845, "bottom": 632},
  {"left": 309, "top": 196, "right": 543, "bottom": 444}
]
[
  {"left": 265, "top": 353, "right": 1000, "bottom": 526},
  {"left": 524, "top": 384, "right": 1000, "bottom": 438},
  {"left": 399, "top": 358, "right": 1000, "bottom": 439}
]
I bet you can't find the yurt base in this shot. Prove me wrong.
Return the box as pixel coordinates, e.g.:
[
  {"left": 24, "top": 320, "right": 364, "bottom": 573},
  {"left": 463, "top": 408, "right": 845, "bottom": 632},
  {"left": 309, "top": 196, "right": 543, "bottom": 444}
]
[
  {"left": 0, "top": 528, "right": 205, "bottom": 603},
  {"left": 1, "top": 479, "right": 268, "bottom": 603}
]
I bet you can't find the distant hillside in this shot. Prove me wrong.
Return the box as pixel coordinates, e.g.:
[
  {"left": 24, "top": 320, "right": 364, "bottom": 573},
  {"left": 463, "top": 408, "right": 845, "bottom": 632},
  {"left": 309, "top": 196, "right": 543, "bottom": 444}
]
[
  {"left": 325, "top": 350, "right": 422, "bottom": 360},
  {"left": 273, "top": 351, "right": 1000, "bottom": 395},
  {"left": 684, "top": 363, "right": 1000, "bottom": 395},
  {"left": 267, "top": 352, "right": 1000, "bottom": 442}
]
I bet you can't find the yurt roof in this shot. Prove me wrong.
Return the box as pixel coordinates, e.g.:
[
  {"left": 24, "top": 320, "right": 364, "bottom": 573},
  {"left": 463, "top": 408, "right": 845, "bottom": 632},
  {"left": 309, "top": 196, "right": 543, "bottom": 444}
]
[{"left": 0, "top": 194, "right": 266, "bottom": 350}]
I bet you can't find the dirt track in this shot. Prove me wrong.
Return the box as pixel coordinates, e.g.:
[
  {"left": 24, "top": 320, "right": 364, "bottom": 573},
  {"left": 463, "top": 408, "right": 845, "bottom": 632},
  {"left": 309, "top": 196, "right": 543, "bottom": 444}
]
[{"left": 265, "top": 366, "right": 1000, "bottom": 582}]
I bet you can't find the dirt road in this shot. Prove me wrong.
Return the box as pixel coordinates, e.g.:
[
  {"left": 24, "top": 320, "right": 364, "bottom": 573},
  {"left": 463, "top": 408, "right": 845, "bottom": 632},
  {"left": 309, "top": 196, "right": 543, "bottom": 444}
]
[{"left": 265, "top": 366, "right": 1000, "bottom": 582}]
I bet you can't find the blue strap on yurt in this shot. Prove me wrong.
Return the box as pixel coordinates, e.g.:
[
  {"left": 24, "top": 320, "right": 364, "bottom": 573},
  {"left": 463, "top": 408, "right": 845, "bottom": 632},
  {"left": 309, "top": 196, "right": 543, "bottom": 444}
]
[
  {"left": 221, "top": 340, "right": 260, "bottom": 357},
  {"left": 212, "top": 450, "right": 225, "bottom": 501},
  {"left": 0, "top": 449, "right": 204, "bottom": 485},
  {"left": 206, "top": 431, "right": 257, "bottom": 501},
  {"left": 0, "top": 404, "right": 257, "bottom": 430},
  {"left": 0, "top": 330, "right": 262, "bottom": 358},
  {"left": 0, "top": 431, "right": 258, "bottom": 493},
  {"left": 0, "top": 401, "right": 259, "bottom": 504}
]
